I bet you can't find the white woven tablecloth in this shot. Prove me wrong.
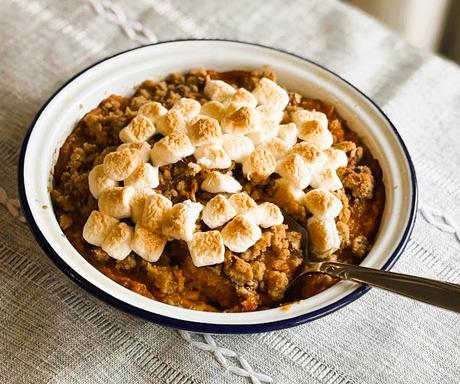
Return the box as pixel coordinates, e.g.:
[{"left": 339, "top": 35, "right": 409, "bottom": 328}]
[{"left": 2, "top": 0, "right": 460, "bottom": 383}]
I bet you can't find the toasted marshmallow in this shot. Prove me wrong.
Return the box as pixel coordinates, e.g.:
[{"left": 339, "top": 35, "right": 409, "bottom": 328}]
[
  {"left": 276, "top": 153, "right": 311, "bottom": 190},
  {"left": 258, "top": 137, "right": 289, "bottom": 160},
  {"left": 256, "top": 105, "right": 284, "bottom": 123},
  {"left": 200, "top": 101, "right": 227, "bottom": 121},
  {"left": 150, "top": 132, "right": 195, "bottom": 166},
  {"left": 291, "top": 142, "right": 326, "bottom": 171},
  {"left": 101, "top": 222, "right": 133, "bottom": 260},
  {"left": 303, "top": 188, "right": 342, "bottom": 218},
  {"left": 221, "top": 134, "right": 255, "bottom": 162},
  {"left": 117, "top": 142, "right": 151, "bottom": 163},
  {"left": 255, "top": 202, "right": 284, "bottom": 228},
  {"left": 119, "top": 115, "right": 156, "bottom": 143},
  {"left": 226, "top": 88, "right": 258, "bottom": 109},
  {"left": 124, "top": 163, "right": 159, "bottom": 189},
  {"left": 138, "top": 101, "right": 167, "bottom": 123},
  {"left": 162, "top": 200, "right": 203, "bottom": 241},
  {"left": 274, "top": 178, "right": 307, "bottom": 204},
  {"left": 140, "top": 194, "right": 172, "bottom": 231},
  {"left": 131, "top": 226, "right": 167, "bottom": 262},
  {"left": 201, "top": 171, "right": 242, "bottom": 193},
  {"left": 171, "top": 98, "right": 201, "bottom": 122},
  {"left": 202, "top": 194, "right": 237, "bottom": 228},
  {"left": 251, "top": 78, "right": 289, "bottom": 110},
  {"left": 310, "top": 168, "right": 343, "bottom": 191},
  {"left": 228, "top": 192, "right": 257, "bottom": 215},
  {"left": 82, "top": 210, "right": 119, "bottom": 246},
  {"left": 242, "top": 147, "right": 276, "bottom": 183},
  {"left": 129, "top": 189, "right": 156, "bottom": 223},
  {"left": 221, "top": 215, "right": 262, "bottom": 253},
  {"left": 98, "top": 186, "right": 135, "bottom": 219},
  {"left": 204, "top": 79, "right": 236, "bottom": 102},
  {"left": 246, "top": 119, "right": 279, "bottom": 146},
  {"left": 88, "top": 164, "right": 118, "bottom": 199},
  {"left": 291, "top": 109, "right": 328, "bottom": 127},
  {"left": 277, "top": 123, "right": 298, "bottom": 147},
  {"left": 194, "top": 144, "right": 231, "bottom": 169},
  {"left": 156, "top": 110, "right": 186, "bottom": 136},
  {"left": 291, "top": 109, "right": 332, "bottom": 149},
  {"left": 187, "top": 231, "right": 225, "bottom": 267},
  {"left": 221, "top": 106, "right": 260, "bottom": 136},
  {"left": 324, "top": 148, "right": 348, "bottom": 169},
  {"left": 103, "top": 148, "right": 142, "bottom": 181},
  {"left": 188, "top": 116, "right": 223, "bottom": 146},
  {"left": 298, "top": 122, "right": 333, "bottom": 150},
  {"left": 307, "top": 216, "right": 340, "bottom": 258}
]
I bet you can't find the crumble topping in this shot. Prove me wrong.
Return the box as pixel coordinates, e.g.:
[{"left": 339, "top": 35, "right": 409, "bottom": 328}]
[
  {"left": 51, "top": 68, "right": 384, "bottom": 312},
  {"left": 82, "top": 75, "right": 349, "bottom": 265}
]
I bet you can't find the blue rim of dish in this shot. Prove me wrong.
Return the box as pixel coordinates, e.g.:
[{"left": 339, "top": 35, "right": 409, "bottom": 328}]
[{"left": 18, "top": 39, "right": 418, "bottom": 334}]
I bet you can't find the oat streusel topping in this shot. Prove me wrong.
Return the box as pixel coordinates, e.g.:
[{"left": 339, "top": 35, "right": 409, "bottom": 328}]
[{"left": 51, "top": 68, "right": 384, "bottom": 312}]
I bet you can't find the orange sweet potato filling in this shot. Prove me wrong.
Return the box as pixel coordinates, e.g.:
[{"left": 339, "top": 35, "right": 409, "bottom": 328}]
[{"left": 51, "top": 69, "right": 384, "bottom": 312}]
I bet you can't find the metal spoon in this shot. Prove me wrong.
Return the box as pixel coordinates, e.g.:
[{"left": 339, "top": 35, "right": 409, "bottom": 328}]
[{"left": 284, "top": 213, "right": 460, "bottom": 313}]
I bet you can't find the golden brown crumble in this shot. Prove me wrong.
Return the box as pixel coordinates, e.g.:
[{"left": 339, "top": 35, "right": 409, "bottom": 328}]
[{"left": 51, "top": 69, "right": 384, "bottom": 312}]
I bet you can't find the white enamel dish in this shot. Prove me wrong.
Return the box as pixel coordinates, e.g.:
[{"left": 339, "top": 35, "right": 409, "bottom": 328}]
[{"left": 18, "top": 40, "right": 417, "bottom": 333}]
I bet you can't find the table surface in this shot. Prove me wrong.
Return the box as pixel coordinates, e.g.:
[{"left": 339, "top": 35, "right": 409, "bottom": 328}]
[{"left": 1, "top": 0, "right": 460, "bottom": 383}]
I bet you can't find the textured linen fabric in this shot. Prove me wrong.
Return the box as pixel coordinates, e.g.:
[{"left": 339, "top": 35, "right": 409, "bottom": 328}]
[{"left": 1, "top": 0, "right": 460, "bottom": 383}]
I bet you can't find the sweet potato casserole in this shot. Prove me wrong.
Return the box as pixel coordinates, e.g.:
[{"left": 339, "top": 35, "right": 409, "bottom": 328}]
[{"left": 51, "top": 68, "right": 384, "bottom": 312}]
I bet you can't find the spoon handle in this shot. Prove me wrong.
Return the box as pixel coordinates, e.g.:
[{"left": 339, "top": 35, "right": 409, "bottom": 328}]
[{"left": 319, "top": 262, "right": 460, "bottom": 313}]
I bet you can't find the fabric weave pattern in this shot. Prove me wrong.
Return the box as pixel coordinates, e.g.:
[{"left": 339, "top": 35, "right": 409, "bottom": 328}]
[{"left": 1, "top": 0, "right": 460, "bottom": 383}]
